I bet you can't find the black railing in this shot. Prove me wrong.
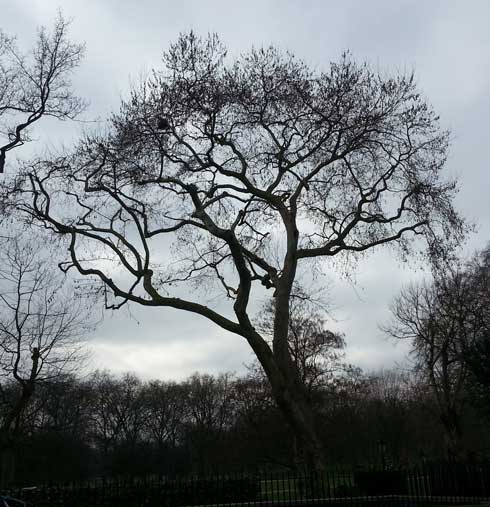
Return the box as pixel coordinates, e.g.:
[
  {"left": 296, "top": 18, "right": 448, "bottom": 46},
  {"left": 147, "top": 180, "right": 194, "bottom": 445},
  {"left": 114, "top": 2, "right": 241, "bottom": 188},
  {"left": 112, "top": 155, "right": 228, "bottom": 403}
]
[{"left": 4, "top": 463, "right": 490, "bottom": 507}]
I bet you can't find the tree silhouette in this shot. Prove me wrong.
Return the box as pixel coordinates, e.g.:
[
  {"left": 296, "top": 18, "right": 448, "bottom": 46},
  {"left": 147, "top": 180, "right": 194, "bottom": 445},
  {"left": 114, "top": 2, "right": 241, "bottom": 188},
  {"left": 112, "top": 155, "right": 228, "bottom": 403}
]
[
  {"left": 15, "top": 33, "right": 465, "bottom": 469},
  {"left": 0, "top": 234, "right": 91, "bottom": 485},
  {"left": 384, "top": 247, "right": 490, "bottom": 459}
]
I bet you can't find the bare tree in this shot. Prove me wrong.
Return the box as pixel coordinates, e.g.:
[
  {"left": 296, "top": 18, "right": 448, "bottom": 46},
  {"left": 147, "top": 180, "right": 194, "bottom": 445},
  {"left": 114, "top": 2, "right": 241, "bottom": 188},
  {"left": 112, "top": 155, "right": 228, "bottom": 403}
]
[
  {"left": 383, "top": 252, "right": 489, "bottom": 459},
  {"left": 142, "top": 380, "right": 187, "bottom": 451},
  {"left": 0, "top": 234, "right": 90, "bottom": 485},
  {"left": 255, "top": 296, "right": 346, "bottom": 398},
  {"left": 459, "top": 245, "right": 490, "bottom": 414},
  {"left": 88, "top": 372, "right": 146, "bottom": 458},
  {"left": 183, "top": 372, "right": 237, "bottom": 473},
  {"left": 15, "top": 33, "right": 465, "bottom": 469},
  {"left": 0, "top": 13, "right": 84, "bottom": 173}
]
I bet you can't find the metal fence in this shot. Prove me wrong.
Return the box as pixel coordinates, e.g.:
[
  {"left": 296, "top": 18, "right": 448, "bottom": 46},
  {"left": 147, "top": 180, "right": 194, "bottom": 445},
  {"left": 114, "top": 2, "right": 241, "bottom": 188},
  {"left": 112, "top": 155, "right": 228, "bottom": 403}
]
[{"left": 4, "top": 463, "right": 490, "bottom": 507}]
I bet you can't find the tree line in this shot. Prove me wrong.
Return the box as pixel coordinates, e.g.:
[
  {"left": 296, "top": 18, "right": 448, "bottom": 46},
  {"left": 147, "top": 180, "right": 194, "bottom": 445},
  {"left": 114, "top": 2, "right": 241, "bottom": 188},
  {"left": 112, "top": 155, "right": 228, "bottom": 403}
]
[{"left": 2, "top": 363, "right": 490, "bottom": 486}]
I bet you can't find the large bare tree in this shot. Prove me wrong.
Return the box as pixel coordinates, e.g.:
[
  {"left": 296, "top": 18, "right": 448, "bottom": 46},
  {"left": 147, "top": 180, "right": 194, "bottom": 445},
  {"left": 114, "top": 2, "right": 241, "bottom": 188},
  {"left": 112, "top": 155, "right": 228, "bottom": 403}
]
[
  {"left": 0, "top": 234, "right": 90, "bottom": 485},
  {"left": 14, "top": 33, "right": 465, "bottom": 469},
  {"left": 0, "top": 14, "right": 84, "bottom": 173}
]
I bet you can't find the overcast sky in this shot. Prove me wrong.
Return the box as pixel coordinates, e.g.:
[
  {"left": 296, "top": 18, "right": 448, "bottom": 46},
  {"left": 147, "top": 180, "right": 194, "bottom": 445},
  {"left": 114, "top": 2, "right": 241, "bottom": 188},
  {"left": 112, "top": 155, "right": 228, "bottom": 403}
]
[{"left": 2, "top": 0, "right": 489, "bottom": 381}]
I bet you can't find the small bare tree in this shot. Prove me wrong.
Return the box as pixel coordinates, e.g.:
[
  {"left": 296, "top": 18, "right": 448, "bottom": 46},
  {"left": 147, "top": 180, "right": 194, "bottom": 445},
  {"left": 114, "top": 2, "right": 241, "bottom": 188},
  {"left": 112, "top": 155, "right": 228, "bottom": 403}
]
[
  {"left": 15, "top": 33, "right": 465, "bottom": 469},
  {"left": 255, "top": 296, "right": 346, "bottom": 398},
  {"left": 0, "top": 14, "right": 84, "bottom": 173},
  {"left": 0, "top": 234, "right": 90, "bottom": 485}
]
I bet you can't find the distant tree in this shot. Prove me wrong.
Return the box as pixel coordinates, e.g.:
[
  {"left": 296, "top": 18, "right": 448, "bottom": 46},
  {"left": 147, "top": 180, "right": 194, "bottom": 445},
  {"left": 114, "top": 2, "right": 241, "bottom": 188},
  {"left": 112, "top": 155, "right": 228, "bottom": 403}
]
[
  {"left": 461, "top": 245, "right": 490, "bottom": 413},
  {"left": 142, "top": 380, "right": 188, "bottom": 473},
  {"left": 466, "top": 340, "right": 490, "bottom": 395},
  {"left": 383, "top": 247, "right": 490, "bottom": 459},
  {"left": 316, "top": 367, "right": 372, "bottom": 464},
  {"left": 88, "top": 371, "right": 149, "bottom": 475},
  {"left": 0, "top": 14, "right": 84, "bottom": 173},
  {"left": 14, "top": 374, "right": 95, "bottom": 482},
  {"left": 0, "top": 235, "right": 90, "bottom": 485},
  {"left": 87, "top": 371, "right": 122, "bottom": 459},
  {"left": 14, "top": 33, "right": 466, "bottom": 469},
  {"left": 465, "top": 339, "right": 490, "bottom": 419},
  {"left": 183, "top": 372, "right": 236, "bottom": 473},
  {"left": 142, "top": 380, "right": 187, "bottom": 449},
  {"left": 255, "top": 295, "right": 346, "bottom": 399},
  {"left": 363, "top": 369, "right": 417, "bottom": 467},
  {"left": 35, "top": 375, "right": 93, "bottom": 436}
]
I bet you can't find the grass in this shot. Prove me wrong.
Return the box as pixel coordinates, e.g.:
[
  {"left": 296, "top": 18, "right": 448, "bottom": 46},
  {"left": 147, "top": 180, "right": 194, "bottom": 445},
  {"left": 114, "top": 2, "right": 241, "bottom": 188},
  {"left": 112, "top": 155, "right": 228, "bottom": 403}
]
[{"left": 258, "top": 472, "right": 356, "bottom": 501}]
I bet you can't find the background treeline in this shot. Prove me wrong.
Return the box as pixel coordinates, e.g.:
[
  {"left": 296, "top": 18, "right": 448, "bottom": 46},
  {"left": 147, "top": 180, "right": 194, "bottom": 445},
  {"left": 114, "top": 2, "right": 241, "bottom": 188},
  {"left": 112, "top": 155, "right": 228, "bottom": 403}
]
[
  {"left": 0, "top": 242, "right": 488, "bottom": 486},
  {"left": 2, "top": 366, "right": 489, "bottom": 485}
]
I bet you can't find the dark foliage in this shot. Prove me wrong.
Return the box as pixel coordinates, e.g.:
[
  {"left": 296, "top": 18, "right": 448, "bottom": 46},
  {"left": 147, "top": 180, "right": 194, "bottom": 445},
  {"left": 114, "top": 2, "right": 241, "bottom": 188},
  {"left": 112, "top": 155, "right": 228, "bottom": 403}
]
[{"left": 1, "top": 366, "right": 490, "bottom": 486}]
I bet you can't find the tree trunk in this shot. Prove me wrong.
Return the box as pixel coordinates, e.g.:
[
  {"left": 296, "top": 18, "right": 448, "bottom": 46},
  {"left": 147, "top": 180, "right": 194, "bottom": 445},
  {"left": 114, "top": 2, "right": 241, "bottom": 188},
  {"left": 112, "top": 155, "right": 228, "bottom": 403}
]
[
  {"left": 272, "top": 379, "right": 325, "bottom": 471},
  {"left": 248, "top": 333, "right": 326, "bottom": 471}
]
